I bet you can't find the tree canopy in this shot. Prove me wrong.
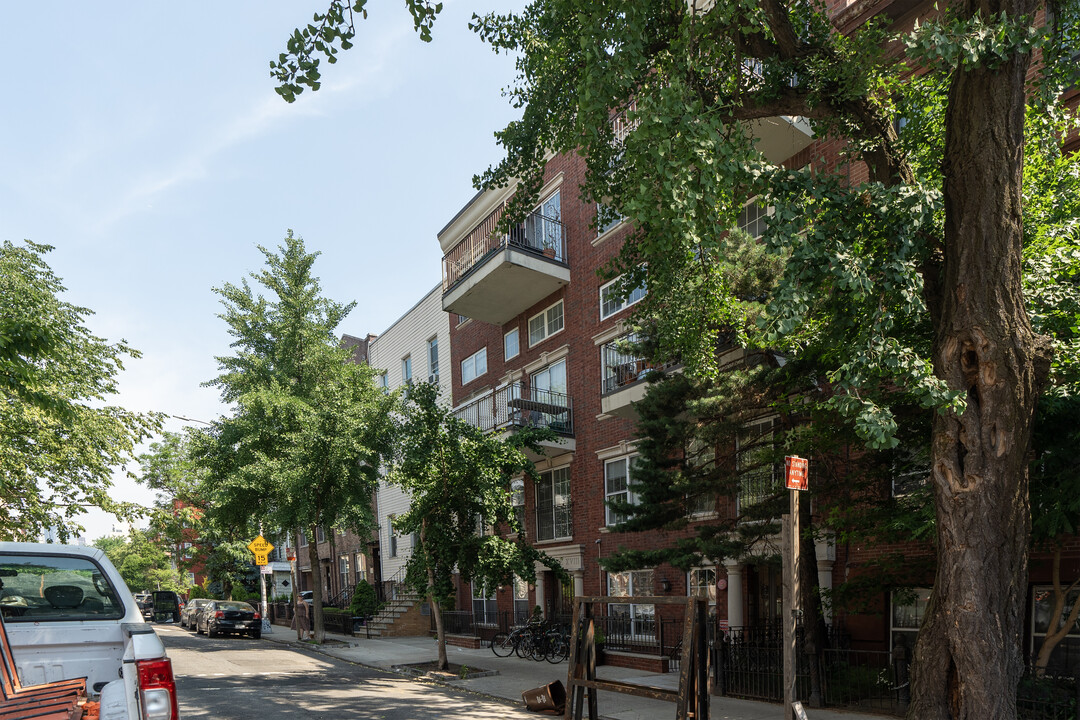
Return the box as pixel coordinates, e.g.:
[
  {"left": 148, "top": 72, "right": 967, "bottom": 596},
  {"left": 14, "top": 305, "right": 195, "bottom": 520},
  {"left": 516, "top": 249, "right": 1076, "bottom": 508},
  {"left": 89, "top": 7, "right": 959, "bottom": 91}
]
[
  {"left": 200, "top": 232, "right": 395, "bottom": 640},
  {"left": 0, "top": 240, "right": 159, "bottom": 541}
]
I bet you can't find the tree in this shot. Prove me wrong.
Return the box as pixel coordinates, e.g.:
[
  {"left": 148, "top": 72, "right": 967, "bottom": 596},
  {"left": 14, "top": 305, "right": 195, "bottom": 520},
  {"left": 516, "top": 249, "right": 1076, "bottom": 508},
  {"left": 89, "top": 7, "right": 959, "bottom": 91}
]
[
  {"left": 389, "top": 382, "right": 565, "bottom": 671},
  {"left": 94, "top": 530, "right": 184, "bottom": 593},
  {"left": 0, "top": 240, "right": 159, "bottom": 541},
  {"left": 460, "top": 3, "right": 1080, "bottom": 716},
  {"left": 275, "top": 0, "right": 1079, "bottom": 712},
  {"left": 201, "top": 232, "right": 396, "bottom": 642}
]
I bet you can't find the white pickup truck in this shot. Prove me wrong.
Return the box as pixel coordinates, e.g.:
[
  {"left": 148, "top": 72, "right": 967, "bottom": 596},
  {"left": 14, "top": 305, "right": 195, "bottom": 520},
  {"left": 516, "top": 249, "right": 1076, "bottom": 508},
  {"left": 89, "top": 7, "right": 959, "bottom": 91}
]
[{"left": 0, "top": 542, "right": 180, "bottom": 720}]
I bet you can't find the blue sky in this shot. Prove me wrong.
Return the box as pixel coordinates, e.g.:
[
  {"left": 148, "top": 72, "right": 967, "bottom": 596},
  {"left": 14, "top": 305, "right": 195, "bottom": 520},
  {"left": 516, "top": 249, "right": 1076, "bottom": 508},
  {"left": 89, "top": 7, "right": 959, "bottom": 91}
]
[{"left": 1, "top": 2, "right": 521, "bottom": 540}]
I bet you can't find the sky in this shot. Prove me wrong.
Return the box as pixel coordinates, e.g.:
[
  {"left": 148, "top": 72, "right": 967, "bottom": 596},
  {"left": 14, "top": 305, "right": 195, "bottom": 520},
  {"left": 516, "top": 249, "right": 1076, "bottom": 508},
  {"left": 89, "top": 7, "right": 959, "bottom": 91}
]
[{"left": 1, "top": 2, "right": 523, "bottom": 542}]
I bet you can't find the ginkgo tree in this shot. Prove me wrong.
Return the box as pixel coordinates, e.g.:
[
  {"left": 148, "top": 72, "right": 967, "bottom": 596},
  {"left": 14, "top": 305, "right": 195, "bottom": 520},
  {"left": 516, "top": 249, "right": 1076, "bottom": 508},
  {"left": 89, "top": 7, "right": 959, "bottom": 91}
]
[{"left": 389, "top": 382, "right": 566, "bottom": 671}]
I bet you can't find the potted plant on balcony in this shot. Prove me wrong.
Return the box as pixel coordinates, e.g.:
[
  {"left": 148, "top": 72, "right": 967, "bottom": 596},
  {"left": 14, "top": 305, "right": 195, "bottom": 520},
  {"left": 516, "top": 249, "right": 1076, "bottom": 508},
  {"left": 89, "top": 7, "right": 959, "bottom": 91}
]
[{"left": 541, "top": 240, "right": 557, "bottom": 259}]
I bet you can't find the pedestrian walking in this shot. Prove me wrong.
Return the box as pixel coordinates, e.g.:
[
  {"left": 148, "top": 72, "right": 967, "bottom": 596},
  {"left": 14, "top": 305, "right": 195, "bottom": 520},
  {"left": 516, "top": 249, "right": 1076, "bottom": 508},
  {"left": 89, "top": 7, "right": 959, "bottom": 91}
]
[{"left": 290, "top": 597, "right": 312, "bottom": 640}]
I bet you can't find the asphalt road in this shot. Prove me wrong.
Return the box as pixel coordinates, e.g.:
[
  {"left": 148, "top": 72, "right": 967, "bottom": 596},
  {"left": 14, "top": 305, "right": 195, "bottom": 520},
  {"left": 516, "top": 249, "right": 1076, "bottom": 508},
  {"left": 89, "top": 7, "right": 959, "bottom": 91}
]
[{"left": 158, "top": 624, "right": 539, "bottom": 720}]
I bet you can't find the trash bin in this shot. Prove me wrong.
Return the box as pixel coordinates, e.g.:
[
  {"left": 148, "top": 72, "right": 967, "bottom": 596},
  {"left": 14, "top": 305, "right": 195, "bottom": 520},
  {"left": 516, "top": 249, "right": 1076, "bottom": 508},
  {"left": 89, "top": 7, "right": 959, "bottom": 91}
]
[{"left": 522, "top": 679, "right": 566, "bottom": 713}]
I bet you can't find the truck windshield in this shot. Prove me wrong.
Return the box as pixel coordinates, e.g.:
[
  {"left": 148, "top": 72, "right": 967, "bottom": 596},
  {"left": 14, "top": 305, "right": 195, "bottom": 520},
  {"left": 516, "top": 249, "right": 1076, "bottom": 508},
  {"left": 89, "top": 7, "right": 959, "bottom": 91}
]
[{"left": 0, "top": 553, "right": 125, "bottom": 622}]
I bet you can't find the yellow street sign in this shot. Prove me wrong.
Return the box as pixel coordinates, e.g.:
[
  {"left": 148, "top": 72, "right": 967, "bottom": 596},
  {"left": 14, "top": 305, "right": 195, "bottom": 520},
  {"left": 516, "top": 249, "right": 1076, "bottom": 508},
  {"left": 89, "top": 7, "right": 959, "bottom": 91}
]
[
  {"left": 247, "top": 535, "right": 274, "bottom": 555},
  {"left": 253, "top": 552, "right": 269, "bottom": 566}
]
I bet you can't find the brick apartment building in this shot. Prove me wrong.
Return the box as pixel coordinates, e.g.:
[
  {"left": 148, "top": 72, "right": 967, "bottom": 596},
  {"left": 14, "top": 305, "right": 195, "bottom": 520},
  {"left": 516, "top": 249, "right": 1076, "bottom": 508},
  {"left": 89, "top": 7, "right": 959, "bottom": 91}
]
[{"left": 431, "top": 20, "right": 1080, "bottom": 679}]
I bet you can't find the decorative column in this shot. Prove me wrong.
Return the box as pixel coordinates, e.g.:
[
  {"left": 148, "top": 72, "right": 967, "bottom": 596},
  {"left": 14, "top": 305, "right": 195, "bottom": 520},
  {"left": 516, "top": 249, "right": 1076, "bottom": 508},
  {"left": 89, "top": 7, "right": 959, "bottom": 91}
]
[
  {"left": 534, "top": 570, "right": 546, "bottom": 618},
  {"left": 724, "top": 561, "right": 744, "bottom": 629},
  {"left": 572, "top": 570, "right": 584, "bottom": 600},
  {"left": 815, "top": 537, "right": 836, "bottom": 624}
]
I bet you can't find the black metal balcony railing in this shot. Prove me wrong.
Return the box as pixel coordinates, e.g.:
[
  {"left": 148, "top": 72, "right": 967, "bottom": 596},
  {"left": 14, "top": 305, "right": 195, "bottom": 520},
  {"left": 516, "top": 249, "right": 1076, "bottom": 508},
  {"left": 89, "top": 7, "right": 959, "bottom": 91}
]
[
  {"left": 453, "top": 382, "right": 573, "bottom": 436},
  {"left": 443, "top": 203, "right": 567, "bottom": 291},
  {"left": 601, "top": 337, "right": 678, "bottom": 395}
]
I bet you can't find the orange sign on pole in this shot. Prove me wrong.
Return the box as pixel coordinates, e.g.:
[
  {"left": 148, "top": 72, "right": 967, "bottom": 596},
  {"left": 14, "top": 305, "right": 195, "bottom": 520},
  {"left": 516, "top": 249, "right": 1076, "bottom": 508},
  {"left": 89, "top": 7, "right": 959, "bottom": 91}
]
[{"left": 785, "top": 456, "right": 809, "bottom": 491}]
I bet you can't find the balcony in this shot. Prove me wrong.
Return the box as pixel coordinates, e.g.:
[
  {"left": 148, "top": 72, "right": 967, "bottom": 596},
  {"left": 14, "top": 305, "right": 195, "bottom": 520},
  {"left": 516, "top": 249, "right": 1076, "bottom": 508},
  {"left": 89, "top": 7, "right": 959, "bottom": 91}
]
[
  {"left": 442, "top": 203, "right": 571, "bottom": 326},
  {"left": 453, "top": 382, "right": 575, "bottom": 459},
  {"left": 600, "top": 337, "right": 677, "bottom": 419}
]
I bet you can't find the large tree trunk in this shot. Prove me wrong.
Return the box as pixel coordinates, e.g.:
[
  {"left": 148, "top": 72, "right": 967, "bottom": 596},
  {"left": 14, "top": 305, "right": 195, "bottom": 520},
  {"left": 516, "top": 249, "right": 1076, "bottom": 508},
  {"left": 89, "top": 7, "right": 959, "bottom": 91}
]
[
  {"left": 909, "top": 7, "right": 1046, "bottom": 716},
  {"left": 308, "top": 524, "right": 325, "bottom": 644}
]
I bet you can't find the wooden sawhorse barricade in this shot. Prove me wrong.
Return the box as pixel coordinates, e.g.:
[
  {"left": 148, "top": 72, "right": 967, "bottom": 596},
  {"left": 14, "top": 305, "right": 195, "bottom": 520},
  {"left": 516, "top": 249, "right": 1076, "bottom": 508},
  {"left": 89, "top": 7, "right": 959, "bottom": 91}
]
[{"left": 564, "top": 596, "right": 709, "bottom": 720}]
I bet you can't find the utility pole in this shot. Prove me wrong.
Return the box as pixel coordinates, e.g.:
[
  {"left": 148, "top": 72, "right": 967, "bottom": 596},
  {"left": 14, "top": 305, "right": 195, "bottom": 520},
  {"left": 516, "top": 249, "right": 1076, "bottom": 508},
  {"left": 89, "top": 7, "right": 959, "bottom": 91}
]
[{"left": 783, "top": 455, "right": 809, "bottom": 719}]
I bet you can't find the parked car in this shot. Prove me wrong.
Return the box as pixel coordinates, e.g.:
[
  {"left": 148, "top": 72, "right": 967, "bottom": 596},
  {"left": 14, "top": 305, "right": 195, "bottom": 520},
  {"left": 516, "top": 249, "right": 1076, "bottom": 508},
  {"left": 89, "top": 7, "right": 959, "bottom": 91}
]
[
  {"left": 180, "top": 597, "right": 212, "bottom": 629},
  {"left": 0, "top": 542, "right": 180, "bottom": 720},
  {"left": 197, "top": 600, "right": 261, "bottom": 639},
  {"left": 133, "top": 591, "right": 153, "bottom": 621}
]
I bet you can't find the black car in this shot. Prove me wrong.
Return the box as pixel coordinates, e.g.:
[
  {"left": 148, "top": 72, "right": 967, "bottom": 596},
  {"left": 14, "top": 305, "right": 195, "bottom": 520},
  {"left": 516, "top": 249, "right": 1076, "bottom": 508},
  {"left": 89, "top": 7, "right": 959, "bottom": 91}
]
[
  {"left": 196, "top": 600, "right": 261, "bottom": 639},
  {"left": 133, "top": 592, "right": 153, "bottom": 621},
  {"left": 180, "top": 598, "right": 212, "bottom": 629}
]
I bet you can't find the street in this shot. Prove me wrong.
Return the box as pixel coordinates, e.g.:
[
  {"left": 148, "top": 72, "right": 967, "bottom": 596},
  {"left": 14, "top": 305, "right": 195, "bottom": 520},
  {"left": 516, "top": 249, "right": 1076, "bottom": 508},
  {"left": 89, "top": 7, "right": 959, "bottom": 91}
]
[{"left": 158, "top": 625, "right": 539, "bottom": 720}]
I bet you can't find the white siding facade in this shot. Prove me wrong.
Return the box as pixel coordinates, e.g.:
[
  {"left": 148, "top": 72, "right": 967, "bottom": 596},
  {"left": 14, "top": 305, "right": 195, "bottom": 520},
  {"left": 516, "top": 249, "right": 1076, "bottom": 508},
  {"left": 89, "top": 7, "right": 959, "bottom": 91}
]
[{"left": 367, "top": 284, "right": 451, "bottom": 583}]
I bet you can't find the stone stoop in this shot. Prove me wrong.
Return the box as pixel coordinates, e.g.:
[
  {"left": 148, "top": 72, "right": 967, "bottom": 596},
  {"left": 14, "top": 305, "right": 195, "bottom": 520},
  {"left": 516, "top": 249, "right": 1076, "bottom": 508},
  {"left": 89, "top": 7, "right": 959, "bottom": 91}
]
[{"left": 364, "top": 595, "right": 428, "bottom": 637}]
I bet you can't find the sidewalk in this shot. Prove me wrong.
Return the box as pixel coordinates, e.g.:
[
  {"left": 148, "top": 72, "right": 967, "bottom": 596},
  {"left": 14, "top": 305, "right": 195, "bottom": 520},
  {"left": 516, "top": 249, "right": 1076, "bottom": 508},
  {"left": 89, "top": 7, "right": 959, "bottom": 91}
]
[{"left": 261, "top": 625, "right": 894, "bottom": 720}]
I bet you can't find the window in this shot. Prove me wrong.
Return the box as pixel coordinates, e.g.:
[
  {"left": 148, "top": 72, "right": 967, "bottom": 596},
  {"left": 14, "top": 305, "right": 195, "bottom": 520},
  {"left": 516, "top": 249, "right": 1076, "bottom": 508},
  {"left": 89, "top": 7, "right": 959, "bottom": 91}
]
[
  {"left": 427, "top": 337, "right": 439, "bottom": 383},
  {"left": 510, "top": 478, "right": 525, "bottom": 535},
  {"left": 536, "top": 467, "right": 572, "bottom": 541},
  {"left": 388, "top": 514, "right": 398, "bottom": 558},
  {"left": 461, "top": 347, "right": 488, "bottom": 385},
  {"left": 891, "top": 587, "right": 932, "bottom": 652},
  {"left": 402, "top": 355, "right": 413, "bottom": 385},
  {"left": 504, "top": 327, "right": 520, "bottom": 360},
  {"left": 354, "top": 552, "right": 368, "bottom": 582},
  {"left": 531, "top": 359, "right": 567, "bottom": 396},
  {"left": 456, "top": 314, "right": 470, "bottom": 326},
  {"left": 522, "top": 190, "right": 563, "bottom": 259},
  {"left": 600, "top": 274, "right": 646, "bottom": 320},
  {"left": 298, "top": 529, "right": 308, "bottom": 547},
  {"left": 529, "top": 359, "right": 569, "bottom": 432},
  {"left": 737, "top": 418, "right": 778, "bottom": 513},
  {"left": 688, "top": 568, "right": 717, "bottom": 605},
  {"left": 737, "top": 199, "right": 772, "bottom": 239},
  {"left": 338, "top": 555, "right": 349, "bottom": 595},
  {"left": 605, "top": 456, "right": 638, "bottom": 526},
  {"left": 528, "top": 301, "right": 564, "bottom": 346},
  {"left": 608, "top": 570, "right": 655, "bottom": 638},
  {"left": 1032, "top": 585, "right": 1080, "bottom": 673},
  {"left": 892, "top": 447, "right": 930, "bottom": 497},
  {"left": 0, "top": 553, "right": 125, "bottom": 622},
  {"left": 187, "top": 572, "right": 196, "bottom": 586},
  {"left": 377, "top": 372, "right": 389, "bottom": 393},
  {"left": 596, "top": 203, "right": 624, "bottom": 237},
  {"left": 316, "top": 527, "right": 326, "bottom": 543},
  {"left": 472, "top": 583, "right": 498, "bottom": 625},
  {"left": 513, "top": 576, "right": 531, "bottom": 624}
]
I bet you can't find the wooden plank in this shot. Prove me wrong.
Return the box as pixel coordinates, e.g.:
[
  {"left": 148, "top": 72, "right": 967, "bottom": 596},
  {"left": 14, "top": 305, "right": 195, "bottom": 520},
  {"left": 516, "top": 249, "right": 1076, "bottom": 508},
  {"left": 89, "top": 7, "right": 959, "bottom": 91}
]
[
  {"left": 675, "top": 599, "right": 696, "bottom": 720},
  {"left": 569, "top": 678, "right": 679, "bottom": 702}
]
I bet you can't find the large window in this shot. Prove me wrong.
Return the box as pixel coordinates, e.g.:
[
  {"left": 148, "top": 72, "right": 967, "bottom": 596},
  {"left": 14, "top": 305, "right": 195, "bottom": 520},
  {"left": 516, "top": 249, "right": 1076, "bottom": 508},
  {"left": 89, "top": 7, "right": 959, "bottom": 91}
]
[
  {"left": 472, "top": 583, "right": 498, "bottom": 626},
  {"left": 531, "top": 359, "right": 567, "bottom": 396},
  {"left": 600, "top": 274, "right": 646, "bottom": 320},
  {"left": 536, "top": 467, "right": 572, "bottom": 541},
  {"left": 596, "top": 203, "right": 624, "bottom": 237},
  {"left": 354, "top": 552, "right": 368, "bottom": 582},
  {"left": 402, "top": 355, "right": 413, "bottom": 385},
  {"left": 608, "top": 570, "right": 655, "bottom": 638},
  {"left": 504, "top": 327, "right": 520, "bottom": 360},
  {"left": 461, "top": 347, "right": 487, "bottom": 385},
  {"left": 737, "top": 418, "right": 778, "bottom": 514},
  {"left": 891, "top": 587, "right": 932, "bottom": 652},
  {"left": 892, "top": 447, "right": 930, "bottom": 497},
  {"left": 427, "top": 337, "right": 439, "bottom": 383},
  {"left": 528, "top": 301, "right": 564, "bottom": 346},
  {"left": 1032, "top": 585, "right": 1080, "bottom": 673},
  {"left": 605, "top": 456, "right": 638, "bottom": 526}
]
